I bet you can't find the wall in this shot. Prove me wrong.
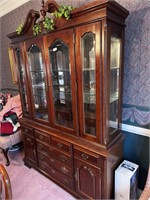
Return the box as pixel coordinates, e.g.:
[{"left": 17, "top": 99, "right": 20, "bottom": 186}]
[{"left": 0, "top": 0, "right": 150, "bottom": 190}]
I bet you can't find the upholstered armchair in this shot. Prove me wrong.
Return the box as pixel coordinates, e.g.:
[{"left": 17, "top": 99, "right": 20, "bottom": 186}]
[{"left": 139, "top": 165, "right": 150, "bottom": 200}]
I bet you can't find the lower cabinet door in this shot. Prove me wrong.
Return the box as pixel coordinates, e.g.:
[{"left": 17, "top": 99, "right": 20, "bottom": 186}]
[
  {"left": 23, "top": 134, "right": 37, "bottom": 166},
  {"left": 75, "top": 159, "right": 102, "bottom": 199}
]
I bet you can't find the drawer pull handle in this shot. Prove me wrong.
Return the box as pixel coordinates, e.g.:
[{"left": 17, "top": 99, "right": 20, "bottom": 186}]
[
  {"left": 81, "top": 153, "right": 89, "bottom": 160},
  {"left": 64, "top": 178, "right": 69, "bottom": 184},
  {"left": 57, "top": 143, "right": 63, "bottom": 149},
  {"left": 60, "top": 155, "right": 67, "bottom": 162},
  {"left": 61, "top": 166, "right": 68, "bottom": 174},
  {"left": 49, "top": 147, "right": 53, "bottom": 151},
  {"left": 39, "top": 154, "right": 44, "bottom": 160},
  {"left": 38, "top": 144, "right": 43, "bottom": 150},
  {"left": 51, "top": 169, "right": 55, "bottom": 174},
  {"left": 24, "top": 128, "right": 28, "bottom": 133},
  {"left": 39, "top": 135, "right": 44, "bottom": 140},
  {"left": 50, "top": 158, "right": 54, "bottom": 163}
]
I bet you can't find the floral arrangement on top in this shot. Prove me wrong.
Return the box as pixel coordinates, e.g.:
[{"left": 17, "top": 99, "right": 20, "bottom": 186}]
[{"left": 16, "top": 5, "right": 74, "bottom": 36}]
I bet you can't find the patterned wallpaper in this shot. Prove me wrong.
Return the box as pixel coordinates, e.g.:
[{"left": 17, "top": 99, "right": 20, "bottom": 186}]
[{"left": 0, "top": 0, "right": 150, "bottom": 126}]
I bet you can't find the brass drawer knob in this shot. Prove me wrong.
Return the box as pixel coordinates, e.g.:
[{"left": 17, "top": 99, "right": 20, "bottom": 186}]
[
  {"left": 39, "top": 135, "right": 44, "bottom": 140},
  {"left": 39, "top": 154, "right": 44, "bottom": 160},
  {"left": 24, "top": 128, "right": 28, "bottom": 133},
  {"left": 63, "top": 178, "right": 69, "bottom": 184},
  {"left": 61, "top": 166, "right": 68, "bottom": 174},
  {"left": 57, "top": 143, "right": 63, "bottom": 149},
  {"left": 51, "top": 169, "right": 55, "bottom": 174},
  {"left": 81, "top": 153, "right": 89, "bottom": 160},
  {"left": 50, "top": 158, "right": 54, "bottom": 163},
  {"left": 38, "top": 143, "right": 43, "bottom": 150},
  {"left": 60, "top": 155, "right": 67, "bottom": 162}
]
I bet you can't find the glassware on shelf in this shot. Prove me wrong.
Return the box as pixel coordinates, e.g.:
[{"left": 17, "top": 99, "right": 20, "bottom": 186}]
[
  {"left": 16, "top": 48, "right": 29, "bottom": 114},
  {"left": 49, "top": 39, "right": 73, "bottom": 128},
  {"left": 28, "top": 44, "right": 48, "bottom": 121},
  {"left": 109, "top": 34, "right": 121, "bottom": 135},
  {"left": 82, "top": 32, "right": 96, "bottom": 136}
]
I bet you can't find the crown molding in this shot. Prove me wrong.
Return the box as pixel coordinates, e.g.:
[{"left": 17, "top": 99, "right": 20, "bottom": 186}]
[{"left": 0, "top": 0, "right": 30, "bottom": 17}]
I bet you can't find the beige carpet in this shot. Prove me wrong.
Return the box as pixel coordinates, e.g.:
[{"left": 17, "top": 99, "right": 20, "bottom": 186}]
[{"left": 0, "top": 149, "right": 76, "bottom": 200}]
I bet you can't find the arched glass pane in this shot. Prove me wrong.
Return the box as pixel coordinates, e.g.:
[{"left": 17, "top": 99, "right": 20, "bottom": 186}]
[
  {"left": 49, "top": 39, "right": 73, "bottom": 128},
  {"left": 16, "top": 49, "right": 29, "bottom": 114},
  {"left": 82, "top": 32, "right": 96, "bottom": 136},
  {"left": 28, "top": 45, "right": 48, "bottom": 120}
]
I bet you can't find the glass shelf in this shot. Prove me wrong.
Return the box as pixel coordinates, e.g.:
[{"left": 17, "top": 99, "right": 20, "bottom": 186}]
[
  {"left": 81, "top": 32, "right": 96, "bottom": 136},
  {"left": 28, "top": 44, "right": 48, "bottom": 121},
  {"left": 109, "top": 35, "right": 121, "bottom": 135},
  {"left": 49, "top": 39, "right": 73, "bottom": 128},
  {"left": 110, "top": 92, "right": 118, "bottom": 103}
]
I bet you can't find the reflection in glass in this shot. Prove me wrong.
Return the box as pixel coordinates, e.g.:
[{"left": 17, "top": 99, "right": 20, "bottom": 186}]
[
  {"left": 49, "top": 39, "right": 73, "bottom": 128},
  {"left": 16, "top": 49, "right": 29, "bottom": 114},
  {"left": 109, "top": 35, "right": 121, "bottom": 134},
  {"left": 28, "top": 45, "right": 48, "bottom": 120},
  {"left": 82, "top": 32, "right": 96, "bottom": 136}
]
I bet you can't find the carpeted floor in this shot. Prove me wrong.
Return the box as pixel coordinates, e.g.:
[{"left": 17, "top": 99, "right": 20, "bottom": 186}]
[{"left": 0, "top": 149, "right": 76, "bottom": 200}]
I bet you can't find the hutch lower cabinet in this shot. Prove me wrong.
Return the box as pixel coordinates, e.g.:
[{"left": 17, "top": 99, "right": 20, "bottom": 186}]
[{"left": 8, "top": 0, "right": 129, "bottom": 199}]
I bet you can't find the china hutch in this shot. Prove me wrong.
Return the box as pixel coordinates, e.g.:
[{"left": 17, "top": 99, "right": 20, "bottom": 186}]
[{"left": 8, "top": 0, "right": 129, "bottom": 199}]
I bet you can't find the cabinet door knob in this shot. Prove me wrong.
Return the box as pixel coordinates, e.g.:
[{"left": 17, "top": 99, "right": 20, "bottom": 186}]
[{"left": 81, "top": 153, "right": 89, "bottom": 160}]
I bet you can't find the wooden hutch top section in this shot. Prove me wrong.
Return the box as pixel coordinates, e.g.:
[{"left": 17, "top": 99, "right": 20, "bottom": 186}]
[{"left": 7, "top": 0, "right": 129, "bottom": 43}]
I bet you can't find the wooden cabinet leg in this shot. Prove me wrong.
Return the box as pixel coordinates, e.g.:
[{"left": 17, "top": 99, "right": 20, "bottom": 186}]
[{"left": 2, "top": 149, "right": 10, "bottom": 166}]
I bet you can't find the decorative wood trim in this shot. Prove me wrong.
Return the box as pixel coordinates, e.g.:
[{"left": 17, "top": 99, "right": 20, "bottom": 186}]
[{"left": 7, "top": 9, "right": 40, "bottom": 42}]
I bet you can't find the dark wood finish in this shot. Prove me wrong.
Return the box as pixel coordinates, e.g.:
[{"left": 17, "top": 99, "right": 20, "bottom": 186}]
[
  {"left": 8, "top": 1, "right": 129, "bottom": 199},
  {"left": 2, "top": 149, "right": 10, "bottom": 166},
  {"left": 0, "top": 164, "right": 12, "bottom": 200}
]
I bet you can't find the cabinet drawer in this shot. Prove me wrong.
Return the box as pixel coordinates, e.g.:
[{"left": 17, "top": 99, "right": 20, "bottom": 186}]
[
  {"left": 38, "top": 151, "right": 73, "bottom": 177},
  {"left": 22, "top": 126, "right": 34, "bottom": 136},
  {"left": 35, "top": 131, "right": 50, "bottom": 144},
  {"left": 74, "top": 148, "right": 101, "bottom": 167},
  {"left": 39, "top": 162, "right": 74, "bottom": 190},
  {"left": 51, "top": 137, "right": 72, "bottom": 153},
  {"left": 37, "top": 141, "right": 49, "bottom": 154},
  {"left": 49, "top": 147, "right": 73, "bottom": 167}
]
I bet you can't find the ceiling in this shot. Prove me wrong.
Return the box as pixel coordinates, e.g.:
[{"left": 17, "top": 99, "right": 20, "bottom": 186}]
[{"left": 0, "top": 0, "right": 30, "bottom": 17}]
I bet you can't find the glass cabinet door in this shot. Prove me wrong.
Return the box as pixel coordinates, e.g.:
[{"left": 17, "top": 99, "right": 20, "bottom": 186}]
[
  {"left": 109, "top": 35, "right": 121, "bottom": 135},
  {"left": 49, "top": 39, "right": 73, "bottom": 128},
  {"left": 75, "top": 22, "right": 101, "bottom": 140},
  {"left": 82, "top": 32, "right": 96, "bottom": 136},
  {"left": 15, "top": 48, "right": 29, "bottom": 115},
  {"left": 27, "top": 44, "right": 48, "bottom": 121}
]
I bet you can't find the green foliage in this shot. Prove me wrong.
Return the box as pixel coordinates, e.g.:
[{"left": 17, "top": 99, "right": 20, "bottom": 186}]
[
  {"left": 54, "top": 5, "right": 74, "bottom": 20},
  {"left": 16, "top": 21, "right": 24, "bottom": 35},
  {"left": 43, "top": 17, "right": 54, "bottom": 31},
  {"left": 33, "top": 23, "right": 42, "bottom": 35},
  {"left": 17, "top": 4, "right": 75, "bottom": 36}
]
